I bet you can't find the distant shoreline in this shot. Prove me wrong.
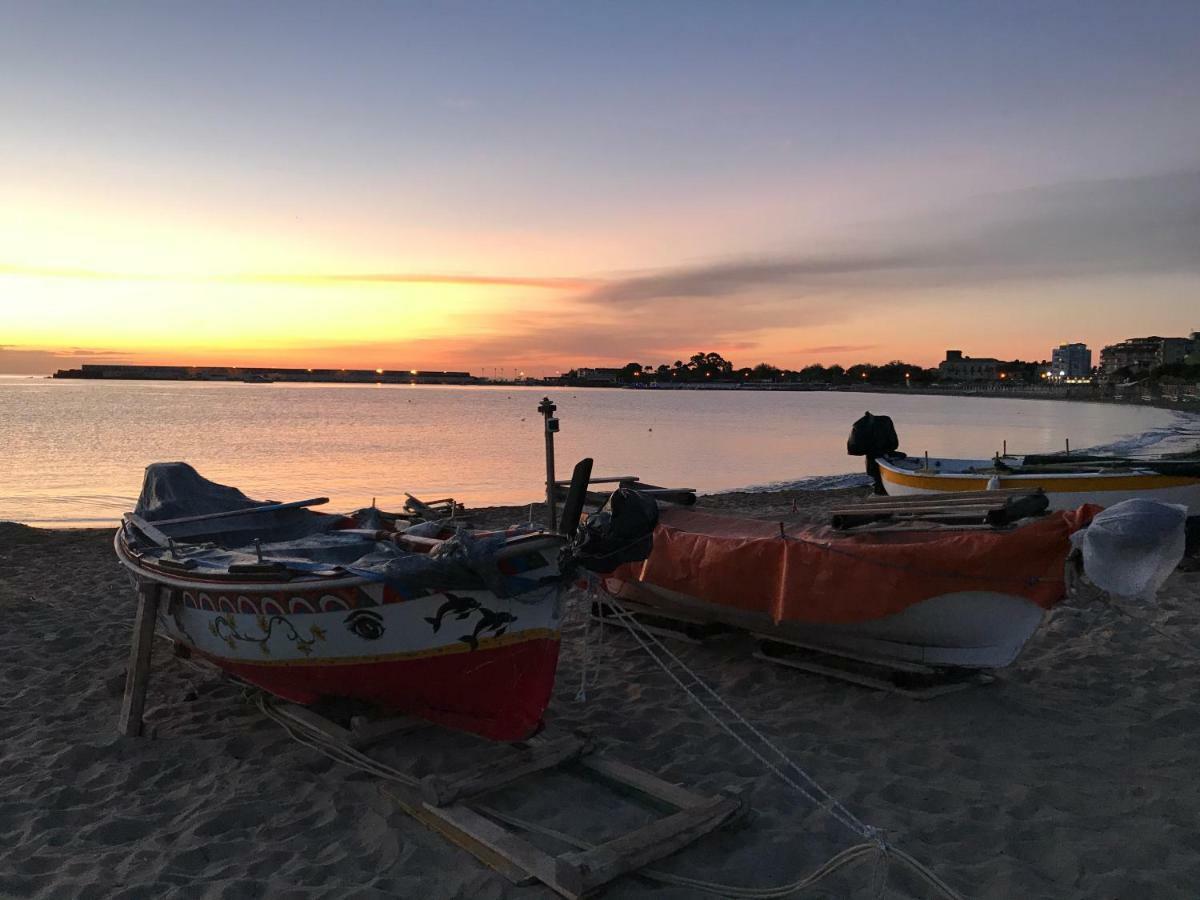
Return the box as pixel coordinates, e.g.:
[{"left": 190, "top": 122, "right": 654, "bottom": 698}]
[
  {"left": 11, "top": 370, "right": 1200, "bottom": 415},
  {"left": 842, "top": 383, "right": 1200, "bottom": 416}
]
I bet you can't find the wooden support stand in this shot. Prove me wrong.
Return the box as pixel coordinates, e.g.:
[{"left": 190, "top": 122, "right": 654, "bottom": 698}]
[
  {"left": 754, "top": 638, "right": 993, "bottom": 700},
  {"left": 118, "top": 582, "right": 162, "bottom": 736},
  {"left": 595, "top": 594, "right": 995, "bottom": 699},
  {"left": 270, "top": 703, "right": 742, "bottom": 899}
]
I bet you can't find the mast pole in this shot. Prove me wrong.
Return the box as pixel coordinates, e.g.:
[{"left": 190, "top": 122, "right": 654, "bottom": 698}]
[{"left": 538, "top": 397, "right": 558, "bottom": 530}]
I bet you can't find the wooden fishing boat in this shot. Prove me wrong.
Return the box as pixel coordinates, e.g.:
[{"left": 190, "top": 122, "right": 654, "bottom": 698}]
[
  {"left": 116, "top": 461, "right": 654, "bottom": 741},
  {"left": 599, "top": 499, "right": 1098, "bottom": 670},
  {"left": 846, "top": 410, "right": 1200, "bottom": 513},
  {"left": 876, "top": 454, "right": 1200, "bottom": 513}
]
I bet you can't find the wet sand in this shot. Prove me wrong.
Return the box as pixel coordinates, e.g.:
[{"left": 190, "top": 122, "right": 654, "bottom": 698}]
[{"left": 2, "top": 487, "right": 1199, "bottom": 898}]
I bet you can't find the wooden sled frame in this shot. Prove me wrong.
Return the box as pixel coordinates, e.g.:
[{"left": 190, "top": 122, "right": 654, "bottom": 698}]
[
  {"left": 119, "top": 612, "right": 743, "bottom": 900},
  {"left": 753, "top": 637, "right": 994, "bottom": 700},
  {"left": 593, "top": 595, "right": 993, "bottom": 700},
  {"left": 269, "top": 703, "right": 744, "bottom": 899}
]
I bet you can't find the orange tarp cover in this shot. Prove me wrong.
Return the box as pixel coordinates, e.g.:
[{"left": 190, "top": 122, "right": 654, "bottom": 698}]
[{"left": 613, "top": 506, "right": 1099, "bottom": 625}]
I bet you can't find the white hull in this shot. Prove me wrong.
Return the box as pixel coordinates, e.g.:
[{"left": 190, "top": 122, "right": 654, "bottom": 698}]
[
  {"left": 882, "top": 477, "right": 1200, "bottom": 512},
  {"left": 878, "top": 456, "right": 1200, "bottom": 513},
  {"left": 605, "top": 578, "right": 1046, "bottom": 669}
]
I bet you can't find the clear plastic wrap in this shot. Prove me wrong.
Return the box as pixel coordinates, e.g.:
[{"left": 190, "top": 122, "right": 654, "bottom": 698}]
[{"left": 1072, "top": 499, "right": 1188, "bottom": 599}]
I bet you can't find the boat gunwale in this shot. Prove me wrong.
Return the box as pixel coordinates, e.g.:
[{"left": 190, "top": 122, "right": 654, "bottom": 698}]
[
  {"left": 114, "top": 528, "right": 377, "bottom": 592},
  {"left": 876, "top": 456, "right": 1199, "bottom": 484}
]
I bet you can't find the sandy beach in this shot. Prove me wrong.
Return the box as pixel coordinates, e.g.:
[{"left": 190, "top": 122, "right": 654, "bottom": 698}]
[{"left": 3, "top": 486, "right": 1200, "bottom": 898}]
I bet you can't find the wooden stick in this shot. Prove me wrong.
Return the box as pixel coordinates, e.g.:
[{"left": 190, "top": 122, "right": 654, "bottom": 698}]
[{"left": 118, "top": 582, "right": 162, "bottom": 737}]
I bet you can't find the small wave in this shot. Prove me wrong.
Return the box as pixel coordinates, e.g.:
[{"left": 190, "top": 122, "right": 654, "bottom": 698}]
[
  {"left": 1081, "top": 410, "right": 1200, "bottom": 457},
  {"left": 736, "top": 472, "right": 873, "bottom": 493}
]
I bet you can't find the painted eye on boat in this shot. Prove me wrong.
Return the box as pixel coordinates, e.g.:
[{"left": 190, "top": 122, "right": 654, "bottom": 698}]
[{"left": 344, "top": 609, "right": 385, "bottom": 640}]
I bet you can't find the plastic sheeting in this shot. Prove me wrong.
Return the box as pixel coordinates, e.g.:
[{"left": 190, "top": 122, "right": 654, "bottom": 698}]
[
  {"left": 134, "top": 462, "right": 343, "bottom": 543},
  {"left": 613, "top": 506, "right": 1099, "bottom": 625},
  {"left": 1072, "top": 498, "right": 1188, "bottom": 599}
]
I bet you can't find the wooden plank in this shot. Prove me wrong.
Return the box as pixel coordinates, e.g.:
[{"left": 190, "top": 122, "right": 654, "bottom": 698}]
[
  {"left": 577, "top": 756, "right": 710, "bottom": 810},
  {"left": 381, "top": 786, "right": 536, "bottom": 887},
  {"left": 421, "top": 734, "right": 592, "bottom": 806},
  {"left": 832, "top": 502, "right": 1004, "bottom": 516},
  {"left": 865, "top": 488, "right": 1039, "bottom": 504},
  {"left": 752, "top": 634, "right": 935, "bottom": 674},
  {"left": 420, "top": 802, "right": 569, "bottom": 895},
  {"left": 753, "top": 649, "right": 984, "bottom": 700},
  {"left": 118, "top": 582, "right": 162, "bottom": 736},
  {"left": 834, "top": 512, "right": 999, "bottom": 529},
  {"left": 555, "top": 793, "right": 743, "bottom": 896},
  {"left": 123, "top": 513, "right": 173, "bottom": 548}
]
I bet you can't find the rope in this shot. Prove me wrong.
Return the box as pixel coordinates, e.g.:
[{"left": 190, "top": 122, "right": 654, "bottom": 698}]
[{"left": 590, "top": 578, "right": 967, "bottom": 900}]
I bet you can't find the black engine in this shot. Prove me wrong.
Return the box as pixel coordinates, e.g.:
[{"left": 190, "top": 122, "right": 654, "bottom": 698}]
[
  {"left": 567, "top": 487, "right": 660, "bottom": 574},
  {"left": 847, "top": 412, "right": 901, "bottom": 495}
]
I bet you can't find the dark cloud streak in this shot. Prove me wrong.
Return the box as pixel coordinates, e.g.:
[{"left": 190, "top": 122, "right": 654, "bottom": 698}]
[{"left": 580, "top": 169, "right": 1200, "bottom": 308}]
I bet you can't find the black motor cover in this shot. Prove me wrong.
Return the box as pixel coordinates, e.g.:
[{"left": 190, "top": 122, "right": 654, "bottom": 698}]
[
  {"left": 568, "top": 487, "right": 659, "bottom": 574},
  {"left": 847, "top": 412, "right": 899, "bottom": 457},
  {"left": 847, "top": 412, "right": 901, "bottom": 495}
]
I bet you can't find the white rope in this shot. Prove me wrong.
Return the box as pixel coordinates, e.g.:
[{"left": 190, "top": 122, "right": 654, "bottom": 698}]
[{"left": 575, "top": 598, "right": 593, "bottom": 701}]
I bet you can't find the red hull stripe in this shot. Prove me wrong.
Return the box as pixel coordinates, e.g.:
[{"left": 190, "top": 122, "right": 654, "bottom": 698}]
[{"left": 202, "top": 637, "right": 562, "bottom": 742}]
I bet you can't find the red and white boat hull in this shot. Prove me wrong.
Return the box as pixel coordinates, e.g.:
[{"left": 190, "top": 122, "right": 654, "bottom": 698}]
[{"left": 117, "top": 533, "right": 566, "bottom": 741}]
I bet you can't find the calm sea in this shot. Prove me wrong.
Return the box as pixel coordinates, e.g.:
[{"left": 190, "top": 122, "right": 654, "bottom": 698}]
[{"left": 2, "top": 376, "right": 1198, "bottom": 525}]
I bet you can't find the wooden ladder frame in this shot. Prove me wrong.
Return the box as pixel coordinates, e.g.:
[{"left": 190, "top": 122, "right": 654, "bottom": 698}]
[{"left": 270, "top": 704, "right": 743, "bottom": 899}]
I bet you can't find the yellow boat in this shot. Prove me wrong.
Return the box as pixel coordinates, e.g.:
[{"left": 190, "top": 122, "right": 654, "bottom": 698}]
[{"left": 876, "top": 454, "right": 1200, "bottom": 513}]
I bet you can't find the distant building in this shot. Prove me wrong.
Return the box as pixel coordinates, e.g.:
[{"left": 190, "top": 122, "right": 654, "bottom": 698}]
[
  {"left": 1158, "top": 336, "right": 1194, "bottom": 367},
  {"left": 938, "top": 350, "right": 1002, "bottom": 381},
  {"left": 1099, "top": 334, "right": 1198, "bottom": 377},
  {"left": 1049, "top": 343, "right": 1092, "bottom": 380},
  {"left": 571, "top": 367, "right": 623, "bottom": 385}
]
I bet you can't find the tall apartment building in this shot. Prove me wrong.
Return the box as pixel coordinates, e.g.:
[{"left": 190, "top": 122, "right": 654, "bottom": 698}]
[{"left": 1049, "top": 343, "right": 1091, "bottom": 379}]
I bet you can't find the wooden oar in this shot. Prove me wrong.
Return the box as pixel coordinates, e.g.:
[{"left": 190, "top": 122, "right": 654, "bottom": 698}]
[{"left": 148, "top": 497, "right": 329, "bottom": 527}]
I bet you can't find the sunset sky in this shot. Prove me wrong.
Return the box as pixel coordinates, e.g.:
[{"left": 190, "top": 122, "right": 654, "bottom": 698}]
[{"left": 2, "top": 1, "right": 1198, "bottom": 375}]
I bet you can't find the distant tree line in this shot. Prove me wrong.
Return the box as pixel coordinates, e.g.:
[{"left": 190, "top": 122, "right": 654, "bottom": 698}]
[{"left": 565, "top": 351, "right": 942, "bottom": 385}]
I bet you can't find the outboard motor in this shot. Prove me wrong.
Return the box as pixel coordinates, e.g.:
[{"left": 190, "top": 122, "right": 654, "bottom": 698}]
[
  {"left": 566, "top": 487, "right": 659, "bottom": 574},
  {"left": 847, "top": 411, "right": 900, "bottom": 495}
]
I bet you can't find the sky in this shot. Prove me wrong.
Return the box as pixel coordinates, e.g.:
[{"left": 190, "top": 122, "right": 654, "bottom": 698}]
[{"left": 2, "top": 1, "right": 1198, "bottom": 376}]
